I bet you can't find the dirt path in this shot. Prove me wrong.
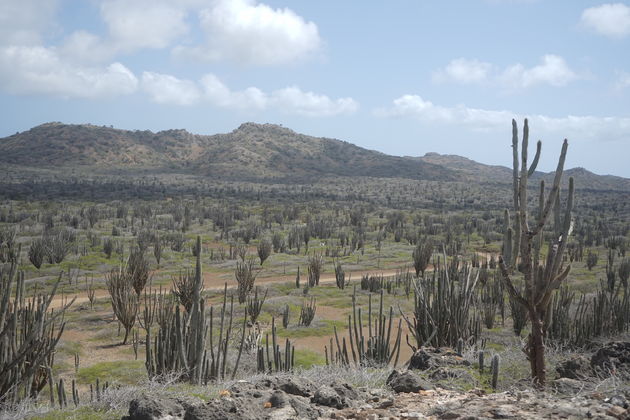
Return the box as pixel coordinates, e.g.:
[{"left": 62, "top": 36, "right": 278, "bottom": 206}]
[{"left": 50, "top": 267, "right": 404, "bottom": 309}]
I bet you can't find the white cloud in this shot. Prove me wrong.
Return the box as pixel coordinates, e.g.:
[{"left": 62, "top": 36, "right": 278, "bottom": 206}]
[
  {"left": 581, "top": 3, "right": 630, "bottom": 38},
  {"left": 101, "top": 0, "right": 190, "bottom": 52},
  {"left": 141, "top": 72, "right": 200, "bottom": 106},
  {"left": 200, "top": 74, "right": 268, "bottom": 110},
  {"left": 141, "top": 72, "right": 357, "bottom": 117},
  {"left": 500, "top": 54, "right": 578, "bottom": 89},
  {"left": 433, "top": 58, "right": 492, "bottom": 84},
  {"left": 434, "top": 55, "right": 579, "bottom": 90},
  {"left": 0, "top": 45, "right": 138, "bottom": 98},
  {"left": 174, "top": 0, "right": 321, "bottom": 66},
  {"left": 376, "top": 94, "right": 630, "bottom": 141},
  {"left": 0, "top": 0, "right": 58, "bottom": 46},
  {"left": 271, "top": 87, "right": 358, "bottom": 117},
  {"left": 59, "top": 31, "right": 116, "bottom": 64}
]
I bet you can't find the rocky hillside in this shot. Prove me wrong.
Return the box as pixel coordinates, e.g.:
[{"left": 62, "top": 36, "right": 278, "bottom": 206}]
[
  {"left": 2, "top": 122, "right": 629, "bottom": 189},
  {"left": 0, "top": 122, "right": 455, "bottom": 182},
  {"left": 416, "top": 152, "right": 630, "bottom": 191}
]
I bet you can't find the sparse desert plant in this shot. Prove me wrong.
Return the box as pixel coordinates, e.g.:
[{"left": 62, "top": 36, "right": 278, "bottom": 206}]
[
  {"left": 171, "top": 268, "right": 197, "bottom": 313},
  {"left": 412, "top": 240, "right": 433, "bottom": 277},
  {"left": 28, "top": 237, "right": 46, "bottom": 269},
  {"left": 103, "top": 237, "right": 114, "bottom": 258},
  {"left": 334, "top": 259, "right": 347, "bottom": 289},
  {"left": 153, "top": 234, "right": 162, "bottom": 266},
  {"left": 127, "top": 247, "right": 151, "bottom": 296},
  {"left": 246, "top": 287, "right": 267, "bottom": 323},
  {"left": 257, "top": 237, "right": 272, "bottom": 265},
  {"left": 307, "top": 252, "right": 324, "bottom": 287},
  {"left": 235, "top": 257, "right": 258, "bottom": 304},
  {"left": 106, "top": 267, "right": 138, "bottom": 345},
  {"left": 43, "top": 227, "right": 75, "bottom": 264},
  {"left": 299, "top": 297, "right": 317, "bottom": 326},
  {"left": 586, "top": 250, "right": 598, "bottom": 270}
]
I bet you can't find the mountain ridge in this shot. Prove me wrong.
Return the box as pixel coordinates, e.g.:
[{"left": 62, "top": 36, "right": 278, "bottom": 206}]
[{"left": 1, "top": 122, "right": 629, "bottom": 191}]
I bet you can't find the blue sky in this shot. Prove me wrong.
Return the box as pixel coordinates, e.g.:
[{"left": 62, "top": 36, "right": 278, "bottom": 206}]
[{"left": 1, "top": 0, "right": 629, "bottom": 176}]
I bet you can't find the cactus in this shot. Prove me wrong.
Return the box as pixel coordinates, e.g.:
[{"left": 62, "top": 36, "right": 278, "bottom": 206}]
[
  {"left": 145, "top": 236, "right": 244, "bottom": 384},
  {"left": 328, "top": 287, "right": 402, "bottom": 367},
  {"left": 402, "top": 253, "right": 480, "bottom": 349},
  {"left": 307, "top": 252, "right": 323, "bottom": 287},
  {"left": 412, "top": 240, "right": 433, "bottom": 277},
  {"left": 299, "top": 297, "right": 316, "bottom": 326},
  {"left": 491, "top": 354, "right": 500, "bottom": 390},
  {"left": 282, "top": 304, "right": 290, "bottom": 328},
  {"left": 334, "top": 259, "right": 347, "bottom": 289},
  {"left": 235, "top": 257, "right": 258, "bottom": 304},
  {"left": 257, "top": 238, "right": 272, "bottom": 265},
  {"left": 246, "top": 287, "right": 268, "bottom": 323},
  {"left": 0, "top": 264, "right": 73, "bottom": 404},
  {"left": 172, "top": 269, "right": 198, "bottom": 313},
  {"left": 106, "top": 267, "right": 138, "bottom": 345},
  {"left": 456, "top": 338, "right": 464, "bottom": 356},
  {"left": 498, "top": 119, "right": 573, "bottom": 386},
  {"left": 257, "top": 317, "right": 294, "bottom": 373}
]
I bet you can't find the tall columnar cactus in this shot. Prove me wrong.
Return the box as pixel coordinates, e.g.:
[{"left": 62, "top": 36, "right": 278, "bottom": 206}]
[
  {"left": 145, "top": 236, "right": 242, "bottom": 384},
  {"left": 498, "top": 119, "right": 574, "bottom": 386},
  {"left": 1, "top": 264, "right": 73, "bottom": 405}
]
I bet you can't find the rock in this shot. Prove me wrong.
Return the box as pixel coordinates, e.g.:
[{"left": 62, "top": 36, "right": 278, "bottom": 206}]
[
  {"left": 330, "top": 381, "right": 359, "bottom": 402},
  {"left": 184, "top": 398, "right": 259, "bottom": 420},
  {"left": 606, "top": 405, "right": 627, "bottom": 419},
  {"left": 312, "top": 385, "right": 350, "bottom": 409},
  {"left": 408, "top": 348, "right": 470, "bottom": 371},
  {"left": 268, "top": 390, "right": 288, "bottom": 408},
  {"left": 387, "top": 370, "right": 434, "bottom": 393},
  {"left": 288, "top": 396, "right": 321, "bottom": 419},
  {"left": 274, "top": 376, "right": 315, "bottom": 397},
  {"left": 551, "top": 378, "right": 585, "bottom": 394},
  {"left": 124, "top": 395, "right": 185, "bottom": 420},
  {"left": 606, "top": 395, "right": 628, "bottom": 408},
  {"left": 591, "top": 342, "right": 630, "bottom": 377},
  {"left": 429, "top": 367, "right": 474, "bottom": 382},
  {"left": 556, "top": 355, "right": 592, "bottom": 380}
]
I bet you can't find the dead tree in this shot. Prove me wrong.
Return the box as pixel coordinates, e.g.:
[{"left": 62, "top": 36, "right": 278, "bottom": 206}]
[{"left": 498, "top": 119, "right": 573, "bottom": 386}]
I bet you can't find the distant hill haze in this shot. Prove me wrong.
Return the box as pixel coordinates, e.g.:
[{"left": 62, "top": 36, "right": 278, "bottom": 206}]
[{"left": 1, "top": 122, "right": 629, "bottom": 190}]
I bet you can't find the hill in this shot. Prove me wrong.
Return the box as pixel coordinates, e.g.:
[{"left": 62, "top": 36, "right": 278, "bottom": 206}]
[
  {"left": 415, "top": 152, "right": 630, "bottom": 191},
  {"left": 1, "top": 122, "right": 629, "bottom": 190},
  {"left": 0, "top": 122, "right": 455, "bottom": 182}
]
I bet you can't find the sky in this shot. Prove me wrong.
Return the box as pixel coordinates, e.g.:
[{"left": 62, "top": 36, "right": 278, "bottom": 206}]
[{"left": 0, "top": 1, "right": 629, "bottom": 177}]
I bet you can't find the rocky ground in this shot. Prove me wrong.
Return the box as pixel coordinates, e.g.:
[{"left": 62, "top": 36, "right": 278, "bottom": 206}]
[{"left": 119, "top": 342, "right": 630, "bottom": 420}]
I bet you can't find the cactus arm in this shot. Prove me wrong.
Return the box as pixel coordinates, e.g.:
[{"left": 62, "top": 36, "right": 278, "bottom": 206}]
[
  {"left": 498, "top": 256, "right": 528, "bottom": 308},
  {"left": 512, "top": 119, "right": 520, "bottom": 212},
  {"left": 530, "top": 139, "right": 568, "bottom": 238},
  {"left": 528, "top": 140, "right": 542, "bottom": 177}
]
